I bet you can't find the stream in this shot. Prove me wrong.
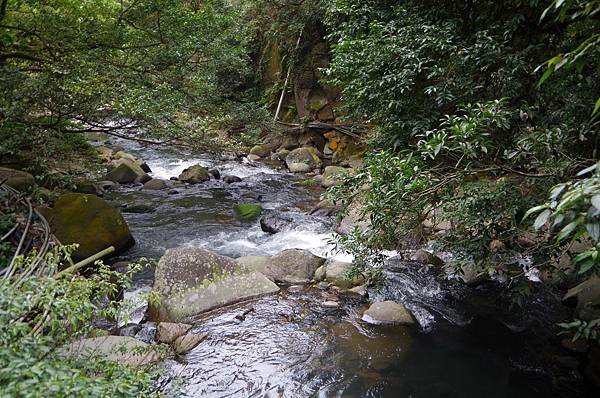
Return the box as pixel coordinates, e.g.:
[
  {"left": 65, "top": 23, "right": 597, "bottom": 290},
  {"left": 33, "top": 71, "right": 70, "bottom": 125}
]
[{"left": 105, "top": 139, "right": 585, "bottom": 397}]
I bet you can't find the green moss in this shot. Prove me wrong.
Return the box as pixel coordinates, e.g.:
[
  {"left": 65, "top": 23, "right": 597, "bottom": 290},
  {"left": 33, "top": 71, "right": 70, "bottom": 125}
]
[{"left": 234, "top": 203, "right": 263, "bottom": 220}]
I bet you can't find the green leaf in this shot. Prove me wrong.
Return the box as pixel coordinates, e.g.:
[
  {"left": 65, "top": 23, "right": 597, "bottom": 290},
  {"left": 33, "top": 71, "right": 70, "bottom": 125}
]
[
  {"left": 591, "top": 194, "right": 600, "bottom": 210},
  {"left": 523, "top": 204, "right": 548, "bottom": 221},
  {"left": 534, "top": 209, "right": 551, "bottom": 230},
  {"left": 557, "top": 219, "right": 581, "bottom": 241}
]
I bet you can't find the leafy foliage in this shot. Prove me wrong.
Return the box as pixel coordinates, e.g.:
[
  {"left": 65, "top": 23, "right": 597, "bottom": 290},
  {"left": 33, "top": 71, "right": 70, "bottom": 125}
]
[{"left": 0, "top": 245, "right": 160, "bottom": 397}]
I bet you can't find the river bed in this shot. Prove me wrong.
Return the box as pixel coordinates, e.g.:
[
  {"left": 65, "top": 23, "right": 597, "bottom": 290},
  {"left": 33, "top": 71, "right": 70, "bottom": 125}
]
[{"left": 105, "top": 139, "right": 585, "bottom": 397}]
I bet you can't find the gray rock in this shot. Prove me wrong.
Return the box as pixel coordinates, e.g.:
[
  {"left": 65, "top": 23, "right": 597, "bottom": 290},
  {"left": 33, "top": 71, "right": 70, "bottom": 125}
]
[
  {"left": 236, "top": 255, "right": 271, "bottom": 275},
  {"left": 0, "top": 167, "right": 36, "bottom": 191},
  {"left": 208, "top": 168, "right": 221, "bottom": 180},
  {"left": 260, "top": 212, "right": 293, "bottom": 234},
  {"left": 223, "top": 175, "right": 242, "bottom": 184},
  {"left": 310, "top": 199, "right": 340, "bottom": 217},
  {"left": 322, "top": 301, "right": 339, "bottom": 308},
  {"left": 134, "top": 323, "right": 157, "bottom": 344},
  {"left": 178, "top": 165, "right": 210, "bottom": 184},
  {"left": 74, "top": 180, "right": 104, "bottom": 196},
  {"left": 264, "top": 249, "right": 325, "bottom": 284},
  {"left": 119, "top": 324, "right": 142, "bottom": 337},
  {"left": 285, "top": 147, "right": 322, "bottom": 173},
  {"left": 325, "top": 260, "right": 364, "bottom": 289},
  {"left": 135, "top": 173, "right": 152, "bottom": 184},
  {"left": 247, "top": 154, "right": 261, "bottom": 162},
  {"left": 156, "top": 322, "right": 192, "bottom": 344},
  {"left": 143, "top": 179, "right": 168, "bottom": 190},
  {"left": 362, "top": 301, "right": 415, "bottom": 325},
  {"left": 97, "top": 180, "right": 118, "bottom": 191},
  {"left": 173, "top": 332, "right": 207, "bottom": 354},
  {"left": 152, "top": 247, "right": 280, "bottom": 322},
  {"left": 313, "top": 265, "right": 326, "bottom": 282},
  {"left": 563, "top": 274, "right": 600, "bottom": 319},
  {"left": 62, "top": 336, "right": 163, "bottom": 367},
  {"left": 137, "top": 161, "right": 152, "bottom": 173}
]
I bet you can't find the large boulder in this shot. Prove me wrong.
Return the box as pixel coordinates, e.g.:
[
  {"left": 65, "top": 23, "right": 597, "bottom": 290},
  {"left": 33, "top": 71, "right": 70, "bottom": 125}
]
[
  {"left": 152, "top": 247, "right": 279, "bottom": 322},
  {"left": 325, "top": 259, "right": 364, "bottom": 289},
  {"left": 236, "top": 255, "right": 271, "bottom": 275},
  {"left": 285, "top": 147, "right": 322, "bottom": 173},
  {"left": 178, "top": 165, "right": 210, "bottom": 184},
  {"left": 260, "top": 212, "right": 293, "bottom": 234},
  {"left": 249, "top": 144, "right": 272, "bottom": 158},
  {"left": 143, "top": 179, "right": 168, "bottom": 190},
  {"left": 321, "top": 166, "right": 352, "bottom": 188},
  {"left": 173, "top": 332, "right": 207, "bottom": 354},
  {"left": 104, "top": 162, "right": 146, "bottom": 184},
  {"left": 0, "top": 167, "right": 36, "bottom": 191},
  {"left": 264, "top": 249, "right": 325, "bottom": 284},
  {"left": 362, "top": 301, "right": 415, "bottom": 325},
  {"left": 62, "top": 336, "right": 163, "bottom": 367},
  {"left": 46, "top": 193, "right": 133, "bottom": 261}
]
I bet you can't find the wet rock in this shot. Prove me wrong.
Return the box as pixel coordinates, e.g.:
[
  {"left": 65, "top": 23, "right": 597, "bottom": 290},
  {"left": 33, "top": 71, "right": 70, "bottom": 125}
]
[
  {"left": 362, "top": 301, "right": 415, "bottom": 325},
  {"left": 249, "top": 144, "right": 272, "bottom": 158},
  {"left": 134, "top": 323, "right": 157, "bottom": 344},
  {"left": 310, "top": 199, "right": 340, "bottom": 217},
  {"left": 168, "top": 189, "right": 179, "bottom": 195},
  {"left": 114, "top": 151, "right": 136, "bottom": 162},
  {"left": 223, "top": 175, "right": 242, "bottom": 184},
  {"left": 178, "top": 164, "right": 210, "bottom": 184},
  {"left": 62, "top": 336, "right": 163, "bottom": 367},
  {"left": 287, "top": 285, "right": 305, "bottom": 293},
  {"left": 285, "top": 147, "right": 322, "bottom": 173},
  {"left": 264, "top": 249, "right": 325, "bottom": 284},
  {"left": 143, "top": 179, "right": 168, "bottom": 190},
  {"left": 321, "top": 166, "right": 352, "bottom": 188},
  {"left": 170, "top": 176, "right": 178, "bottom": 181},
  {"left": 208, "top": 168, "right": 221, "bottom": 180},
  {"left": 322, "top": 301, "right": 339, "bottom": 308},
  {"left": 413, "top": 249, "right": 444, "bottom": 268},
  {"left": 151, "top": 247, "right": 280, "bottom": 322},
  {"left": 97, "top": 180, "right": 118, "bottom": 191},
  {"left": 137, "top": 161, "right": 152, "bottom": 173},
  {"left": 156, "top": 322, "right": 192, "bottom": 344},
  {"left": 234, "top": 203, "right": 262, "bottom": 220},
  {"left": 260, "top": 212, "right": 293, "bottom": 234},
  {"left": 135, "top": 173, "right": 152, "bottom": 184},
  {"left": 104, "top": 162, "right": 146, "bottom": 184},
  {"left": 325, "top": 260, "right": 364, "bottom": 289},
  {"left": 118, "top": 286, "right": 151, "bottom": 327},
  {"left": 174, "top": 332, "right": 208, "bottom": 354},
  {"left": 0, "top": 167, "right": 36, "bottom": 191},
  {"left": 348, "top": 285, "right": 367, "bottom": 297},
  {"left": 241, "top": 191, "right": 262, "bottom": 201},
  {"left": 119, "top": 324, "right": 142, "bottom": 337},
  {"left": 247, "top": 154, "right": 261, "bottom": 162},
  {"left": 45, "top": 193, "right": 133, "bottom": 261}
]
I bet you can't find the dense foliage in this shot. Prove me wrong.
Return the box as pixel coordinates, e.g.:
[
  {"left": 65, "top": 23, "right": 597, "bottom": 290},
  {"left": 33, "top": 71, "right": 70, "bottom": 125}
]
[
  {"left": 0, "top": 0, "right": 262, "bottom": 171},
  {"left": 0, "top": 246, "right": 159, "bottom": 397}
]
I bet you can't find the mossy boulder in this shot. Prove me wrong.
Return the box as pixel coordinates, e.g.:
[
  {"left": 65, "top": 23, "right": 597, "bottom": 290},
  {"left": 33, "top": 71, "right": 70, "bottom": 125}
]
[
  {"left": 178, "top": 164, "right": 210, "bottom": 184},
  {"left": 285, "top": 147, "right": 322, "bottom": 173},
  {"left": 324, "top": 259, "right": 364, "bottom": 289},
  {"left": 249, "top": 144, "right": 272, "bottom": 158},
  {"left": 0, "top": 167, "right": 36, "bottom": 191},
  {"left": 151, "top": 247, "right": 279, "bottom": 322},
  {"left": 46, "top": 193, "right": 133, "bottom": 261},
  {"left": 234, "top": 203, "right": 263, "bottom": 220},
  {"left": 104, "top": 162, "right": 145, "bottom": 184}
]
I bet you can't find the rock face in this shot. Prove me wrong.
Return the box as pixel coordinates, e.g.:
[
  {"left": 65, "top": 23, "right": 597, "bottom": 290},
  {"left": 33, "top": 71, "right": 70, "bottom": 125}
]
[
  {"left": 264, "top": 249, "right": 325, "bottom": 284},
  {"left": 336, "top": 196, "right": 369, "bottom": 235},
  {"left": 156, "top": 322, "right": 192, "bottom": 344},
  {"left": 234, "top": 203, "right": 262, "bottom": 220},
  {"left": 0, "top": 167, "right": 36, "bottom": 191},
  {"left": 325, "top": 259, "right": 363, "bottom": 289},
  {"left": 321, "top": 166, "right": 352, "bottom": 188},
  {"left": 104, "top": 162, "right": 146, "bottom": 184},
  {"left": 62, "top": 336, "right": 163, "bottom": 367},
  {"left": 178, "top": 164, "right": 210, "bottom": 184},
  {"left": 46, "top": 193, "right": 133, "bottom": 261},
  {"left": 152, "top": 247, "right": 279, "bottom": 322},
  {"left": 285, "top": 147, "right": 322, "bottom": 173},
  {"left": 249, "top": 144, "right": 272, "bottom": 158},
  {"left": 362, "top": 301, "right": 415, "bottom": 325}
]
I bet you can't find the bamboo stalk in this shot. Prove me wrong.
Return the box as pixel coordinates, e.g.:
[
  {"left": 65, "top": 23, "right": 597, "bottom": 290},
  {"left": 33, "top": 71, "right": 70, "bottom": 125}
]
[{"left": 55, "top": 246, "right": 115, "bottom": 278}]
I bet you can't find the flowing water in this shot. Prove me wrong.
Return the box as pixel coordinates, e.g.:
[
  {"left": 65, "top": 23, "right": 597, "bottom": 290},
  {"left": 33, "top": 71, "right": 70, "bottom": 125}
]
[{"left": 105, "top": 140, "right": 586, "bottom": 398}]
